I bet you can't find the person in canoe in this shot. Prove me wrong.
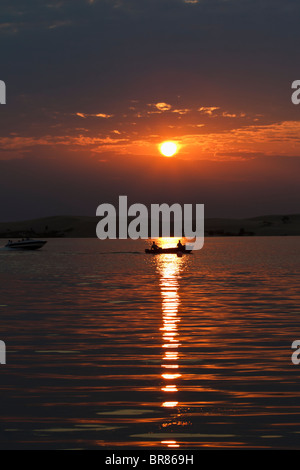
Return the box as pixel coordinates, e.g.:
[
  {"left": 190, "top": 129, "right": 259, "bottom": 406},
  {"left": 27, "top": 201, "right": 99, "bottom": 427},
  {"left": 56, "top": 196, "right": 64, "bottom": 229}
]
[
  {"left": 151, "top": 241, "right": 159, "bottom": 251},
  {"left": 177, "top": 240, "right": 184, "bottom": 251}
]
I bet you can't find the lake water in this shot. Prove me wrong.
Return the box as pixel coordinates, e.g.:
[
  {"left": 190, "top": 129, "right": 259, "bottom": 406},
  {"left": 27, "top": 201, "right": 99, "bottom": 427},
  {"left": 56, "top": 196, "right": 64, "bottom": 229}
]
[{"left": 0, "top": 237, "right": 299, "bottom": 449}]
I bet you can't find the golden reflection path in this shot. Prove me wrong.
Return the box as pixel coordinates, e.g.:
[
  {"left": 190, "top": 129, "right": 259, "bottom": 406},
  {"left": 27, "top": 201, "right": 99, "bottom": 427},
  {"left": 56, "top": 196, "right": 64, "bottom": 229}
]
[{"left": 153, "top": 238, "right": 188, "bottom": 448}]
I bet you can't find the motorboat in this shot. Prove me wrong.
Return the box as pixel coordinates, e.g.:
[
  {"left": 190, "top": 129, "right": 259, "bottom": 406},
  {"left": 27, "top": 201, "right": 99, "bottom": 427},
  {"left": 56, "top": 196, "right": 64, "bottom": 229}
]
[{"left": 5, "top": 239, "right": 47, "bottom": 251}]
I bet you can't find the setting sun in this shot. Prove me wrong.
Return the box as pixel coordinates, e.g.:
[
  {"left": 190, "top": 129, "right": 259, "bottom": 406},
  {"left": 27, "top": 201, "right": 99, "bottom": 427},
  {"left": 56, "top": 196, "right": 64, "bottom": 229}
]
[{"left": 159, "top": 141, "right": 178, "bottom": 157}]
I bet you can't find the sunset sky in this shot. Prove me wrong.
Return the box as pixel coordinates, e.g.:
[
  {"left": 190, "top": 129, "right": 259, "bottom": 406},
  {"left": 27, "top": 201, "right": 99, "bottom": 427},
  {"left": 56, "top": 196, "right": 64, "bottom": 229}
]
[{"left": 1, "top": 0, "right": 300, "bottom": 221}]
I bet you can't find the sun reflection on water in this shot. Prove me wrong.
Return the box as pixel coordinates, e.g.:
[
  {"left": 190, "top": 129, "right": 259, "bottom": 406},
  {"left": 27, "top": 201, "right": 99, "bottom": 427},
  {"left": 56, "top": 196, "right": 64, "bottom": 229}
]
[
  {"left": 153, "top": 241, "right": 187, "bottom": 449},
  {"left": 152, "top": 238, "right": 189, "bottom": 430}
]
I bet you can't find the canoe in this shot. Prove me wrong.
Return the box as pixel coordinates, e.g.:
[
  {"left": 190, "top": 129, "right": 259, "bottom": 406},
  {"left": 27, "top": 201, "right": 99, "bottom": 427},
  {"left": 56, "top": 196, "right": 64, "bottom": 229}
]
[{"left": 145, "top": 246, "right": 192, "bottom": 254}]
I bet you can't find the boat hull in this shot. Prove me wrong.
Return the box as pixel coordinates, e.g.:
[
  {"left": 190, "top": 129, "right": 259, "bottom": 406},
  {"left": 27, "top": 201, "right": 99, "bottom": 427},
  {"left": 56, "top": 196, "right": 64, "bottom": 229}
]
[
  {"left": 145, "top": 247, "right": 192, "bottom": 254},
  {"left": 5, "top": 241, "right": 47, "bottom": 251}
]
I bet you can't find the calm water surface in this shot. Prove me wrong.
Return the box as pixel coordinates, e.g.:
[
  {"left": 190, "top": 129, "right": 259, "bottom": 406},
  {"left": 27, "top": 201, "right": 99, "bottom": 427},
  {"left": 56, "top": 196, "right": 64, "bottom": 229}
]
[{"left": 0, "top": 237, "right": 299, "bottom": 449}]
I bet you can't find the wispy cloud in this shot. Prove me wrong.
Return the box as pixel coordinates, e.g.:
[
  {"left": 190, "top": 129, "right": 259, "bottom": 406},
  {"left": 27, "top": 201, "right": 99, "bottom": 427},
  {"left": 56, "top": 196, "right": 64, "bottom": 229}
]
[
  {"left": 222, "top": 111, "right": 237, "bottom": 118},
  {"left": 48, "top": 20, "right": 72, "bottom": 30},
  {"left": 178, "top": 120, "right": 300, "bottom": 158},
  {"left": 152, "top": 102, "right": 172, "bottom": 112},
  {"left": 0, "top": 22, "right": 19, "bottom": 34},
  {"left": 75, "top": 112, "right": 114, "bottom": 119},
  {"left": 198, "top": 106, "right": 220, "bottom": 116},
  {"left": 2, "top": 120, "right": 300, "bottom": 161},
  {"left": 172, "top": 108, "right": 190, "bottom": 115}
]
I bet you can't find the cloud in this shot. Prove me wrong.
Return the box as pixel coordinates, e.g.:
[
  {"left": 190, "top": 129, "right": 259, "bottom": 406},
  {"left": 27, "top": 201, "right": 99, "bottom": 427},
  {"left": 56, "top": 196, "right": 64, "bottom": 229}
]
[
  {"left": 48, "top": 20, "right": 72, "bottom": 30},
  {"left": 0, "top": 22, "right": 19, "bottom": 34},
  {"left": 75, "top": 112, "right": 114, "bottom": 119},
  {"left": 2, "top": 119, "right": 300, "bottom": 164},
  {"left": 153, "top": 102, "right": 172, "bottom": 112},
  {"left": 222, "top": 112, "right": 237, "bottom": 118},
  {"left": 198, "top": 107, "right": 220, "bottom": 116},
  {"left": 172, "top": 108, "right": 190, "bottom": 115},
  {"left": 177, "top": 120, "right": 300, "bottom": 159},
  {"left": 1, "top": 1, "right": 299, "bottom": 160}
]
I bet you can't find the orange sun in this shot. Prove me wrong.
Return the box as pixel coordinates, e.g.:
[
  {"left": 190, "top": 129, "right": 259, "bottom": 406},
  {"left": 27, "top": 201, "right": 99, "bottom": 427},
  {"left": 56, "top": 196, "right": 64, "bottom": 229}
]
[{"left": 159, "top": 141, "right": 178, "bottom": 157}]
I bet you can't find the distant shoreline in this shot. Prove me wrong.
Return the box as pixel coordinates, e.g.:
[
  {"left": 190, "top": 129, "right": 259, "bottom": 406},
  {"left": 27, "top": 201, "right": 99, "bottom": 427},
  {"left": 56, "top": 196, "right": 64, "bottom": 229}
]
[{"left": 0, "top": 214, "right": 299, "bottom": 238}]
